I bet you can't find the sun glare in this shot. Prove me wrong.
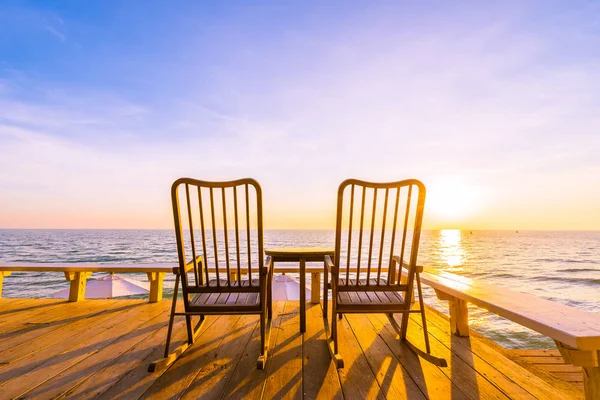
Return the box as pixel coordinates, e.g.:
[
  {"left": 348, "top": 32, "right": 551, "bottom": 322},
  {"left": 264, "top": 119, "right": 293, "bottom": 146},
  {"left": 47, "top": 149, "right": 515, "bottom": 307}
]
[{"left": 426, "top": 177, "right": 483, "bottom": 220}]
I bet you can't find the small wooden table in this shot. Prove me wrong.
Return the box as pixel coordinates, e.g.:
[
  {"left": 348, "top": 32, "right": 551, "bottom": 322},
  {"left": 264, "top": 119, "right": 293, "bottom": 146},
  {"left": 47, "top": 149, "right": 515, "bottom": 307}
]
[{"left": 265, "top": 247, "right": 334, "bottom": 332}]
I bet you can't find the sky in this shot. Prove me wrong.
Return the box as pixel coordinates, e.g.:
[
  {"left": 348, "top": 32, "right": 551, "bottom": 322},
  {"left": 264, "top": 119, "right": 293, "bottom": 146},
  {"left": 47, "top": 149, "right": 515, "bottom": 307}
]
[{"left": 0, "top": 0, "right": 599, "bottom": 230}]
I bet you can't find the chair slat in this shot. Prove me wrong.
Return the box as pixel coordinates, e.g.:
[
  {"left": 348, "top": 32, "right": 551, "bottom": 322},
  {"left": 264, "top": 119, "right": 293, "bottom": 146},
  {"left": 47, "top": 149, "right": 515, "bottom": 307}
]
[
  {"left": 398, "top": 185, "right": 412, "bottom": 287},
  {"left": 346, "top": 184, "right": 355, "bottom": 283},
  {"left": 245, "top": 184, "right": 252, "bottom": 285},
  {"left": 222, "top": 187, "right": 231, "bottom": 287},
  {"left": 233, "top": 186, "right": 242, "bottom": 286},
  {"left": 209, "top": 187, "right": 220, "bottom": 286},
  {"left": 185, "top": 184, "right": 200, "bottom": 287},
  {"left": 197, "top": 188, "right": 209, "bottom": 285},
  {"left": 388, "top": 187, "right": 400, "bottom": 285},
  {"left": 366, "top": 188, "right": 377, "bottom": 285},
  {"left": 377, "top": 188, "right": 389, "bottom": 283},
  {"left": 356, "top": 186, "right": 366, "bottom": 284}
]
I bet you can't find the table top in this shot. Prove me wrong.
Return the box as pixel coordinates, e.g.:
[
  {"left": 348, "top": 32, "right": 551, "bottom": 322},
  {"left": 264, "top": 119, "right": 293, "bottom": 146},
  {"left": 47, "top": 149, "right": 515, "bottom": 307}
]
[{"left": 265, "top": 247, "right": 334, "bottom": 257}]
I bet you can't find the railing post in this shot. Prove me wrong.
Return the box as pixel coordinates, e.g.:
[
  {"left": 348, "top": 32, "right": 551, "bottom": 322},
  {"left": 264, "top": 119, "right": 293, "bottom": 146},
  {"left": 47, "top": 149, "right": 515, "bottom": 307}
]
[
  {"left": 311, "top": 271, "right": 320, "bottom": 304},
  {"left": 64, "top": 271, "right": 91, "bottom": 302},
  {"left": 555, "top": 341, "right": 600, "bottom": 400},
  {"left": 147, "top": 272, "right": 166, "bottom": 303},
  {"left": 0, "top": 271, "right": 12, "bottom": 298}
]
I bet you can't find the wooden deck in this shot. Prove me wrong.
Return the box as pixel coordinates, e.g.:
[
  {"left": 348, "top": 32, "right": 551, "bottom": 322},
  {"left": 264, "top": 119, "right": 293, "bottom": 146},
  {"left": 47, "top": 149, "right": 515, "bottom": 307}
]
[
  {"left": 0, "top": 299, "right": 583, "bottom": 399},
  {"left": 509, "top": 350, "right": 584, "bottom": 392}
]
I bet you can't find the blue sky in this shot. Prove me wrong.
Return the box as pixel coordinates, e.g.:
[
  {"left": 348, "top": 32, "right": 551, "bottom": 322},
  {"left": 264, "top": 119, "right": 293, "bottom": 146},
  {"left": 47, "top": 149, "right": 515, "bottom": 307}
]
[{"left": 1, "top": 1, "right": 599, "bottom": 229}]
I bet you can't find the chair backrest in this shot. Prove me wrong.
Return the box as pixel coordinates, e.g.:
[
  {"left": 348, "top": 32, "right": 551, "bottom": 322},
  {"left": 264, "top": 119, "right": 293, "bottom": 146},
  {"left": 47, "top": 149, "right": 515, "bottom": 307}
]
[
  {"left": 171, "top": 178, "right": 264, "bottom": 292},
  {"left": 334, "top": 179, "right": 426, "bottom": 291}
]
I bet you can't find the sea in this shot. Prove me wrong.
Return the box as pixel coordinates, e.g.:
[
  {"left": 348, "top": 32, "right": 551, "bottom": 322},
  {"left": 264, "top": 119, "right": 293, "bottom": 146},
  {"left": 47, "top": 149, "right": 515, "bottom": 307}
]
[{"left": 1, "top": 229, "right": 598, "bottom": 350}]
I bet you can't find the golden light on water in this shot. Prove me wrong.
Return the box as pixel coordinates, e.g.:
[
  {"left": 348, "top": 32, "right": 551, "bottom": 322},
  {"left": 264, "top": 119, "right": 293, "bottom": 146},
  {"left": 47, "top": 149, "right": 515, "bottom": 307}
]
[{"left": 440, "top": 229, "right": 466, "bottom": 269}]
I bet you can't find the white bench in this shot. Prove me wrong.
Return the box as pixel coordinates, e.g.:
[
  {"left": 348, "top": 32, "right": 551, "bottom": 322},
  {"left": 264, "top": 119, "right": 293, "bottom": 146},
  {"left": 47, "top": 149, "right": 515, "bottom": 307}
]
[
  {"left": 0, "top": 263, "right": 171, "bottom": 302},
  {"left": 408, "top": 266, "right": 600, "bottom": 400}
]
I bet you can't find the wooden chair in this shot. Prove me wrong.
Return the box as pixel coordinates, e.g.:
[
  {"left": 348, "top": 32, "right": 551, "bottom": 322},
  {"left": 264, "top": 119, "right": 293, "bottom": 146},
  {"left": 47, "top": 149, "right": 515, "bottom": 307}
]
[
  {"left": 149, "top": 178, "right": 273, "bottom": 372},
  {"left": 324, "top": 178, "right": 446, "bottom": 368}
]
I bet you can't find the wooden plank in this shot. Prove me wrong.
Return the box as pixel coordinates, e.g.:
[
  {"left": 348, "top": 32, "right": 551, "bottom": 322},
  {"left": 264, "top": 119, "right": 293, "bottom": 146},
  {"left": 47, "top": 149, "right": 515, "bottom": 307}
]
[
  {"left": 533, "top": 364, "right": 583, "bottom": 373},
  {"left": 140, "top": 315, "right": 242, "bottom": 399},
  {"left": 366, "top": 313, "right": 467, "bottom": 400},
  {"left": 262, "top": 301, "right": 303, "bottom": 400},
  {"left": 179, "top": 313, "right": 259, "bottom": 399},
  {"left": 335, "top": 315, "right": 385, "bottom": 399},
  {"left": 0, "top": 300, "right": 79, "bottom": 333},
  {"left": 0, "top": 300, "right": 124, "bottom": 365},
  {"left": 523, "top": 356, "right": 572, "bottom": 364},
  {"left": 302, "top": 303, "right": 343, "bottom": 399},
  {"left": 56, "top": 313, "right": 192, "bottom": 399},
  {"left": 346, "top": 313, "right": 426, "bottom": 399},
  {"left": 0, "top": 301, "right": 168, "bottom": 398},
  {"left": 22, "top": 303, "right": 173, "bottom": 399},
  {"left": 217, "top": 301, "right": 285, "bottom": 399},
  {"left": 552, "top": 372, "right": 585, "bottom": 382},
  {"left": 94, "top": 317, "right": 196, "bottom": 400},
  {"left": 387, "top": 312, "right": 512, "bottom": 400},
  {"left": 512, "top": 349, "right": 562, "bottom": 357},
  {"left": 421, "top": 306, "right": 582, "bottom": 400},
  {"left": 0, "top": 263, "right": 175, "bottom": 273},
  {"left": 0, "top": 300, "right": 126, "bottom": 352}
]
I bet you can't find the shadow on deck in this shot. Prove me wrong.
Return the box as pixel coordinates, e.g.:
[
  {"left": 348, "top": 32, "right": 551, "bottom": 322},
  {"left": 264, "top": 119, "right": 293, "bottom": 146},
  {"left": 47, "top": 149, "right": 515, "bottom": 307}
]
[{"left": 0, "top": 298, "right": 583, "bottom": 399}]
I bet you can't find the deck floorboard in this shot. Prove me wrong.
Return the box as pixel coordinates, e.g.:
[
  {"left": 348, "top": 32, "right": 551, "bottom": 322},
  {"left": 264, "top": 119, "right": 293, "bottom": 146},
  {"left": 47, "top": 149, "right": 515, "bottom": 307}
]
[{"left": 0, "top": 298, "right": 584, "bottom": 399}]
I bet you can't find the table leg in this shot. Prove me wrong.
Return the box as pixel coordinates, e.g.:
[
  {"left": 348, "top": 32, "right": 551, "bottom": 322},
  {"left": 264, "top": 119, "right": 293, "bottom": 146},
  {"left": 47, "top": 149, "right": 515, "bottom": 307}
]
[{"left": 300, "top": 257, "right": 306, "bottom": 332}]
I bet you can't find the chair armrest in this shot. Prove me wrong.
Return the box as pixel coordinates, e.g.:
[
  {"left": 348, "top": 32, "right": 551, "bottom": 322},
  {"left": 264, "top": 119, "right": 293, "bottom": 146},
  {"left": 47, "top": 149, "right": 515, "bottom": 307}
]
[
  {"left": 391, "top": 256, "right": 423, "bottom": 273},
  {"left": 261, "top": 256, "right": 272, "bottom": 276},
  {"left": 324, "top": 255, "right": 337, "bottom": 274},
  {"left": 174, "top": 255, "right": 203, "bottom": 275}
]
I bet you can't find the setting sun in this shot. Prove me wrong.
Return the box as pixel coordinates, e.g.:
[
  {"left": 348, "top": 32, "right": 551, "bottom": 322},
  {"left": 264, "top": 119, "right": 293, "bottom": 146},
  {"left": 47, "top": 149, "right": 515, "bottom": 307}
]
[{"left": 426, "top": 177, "right": 484, "bottom": 221}]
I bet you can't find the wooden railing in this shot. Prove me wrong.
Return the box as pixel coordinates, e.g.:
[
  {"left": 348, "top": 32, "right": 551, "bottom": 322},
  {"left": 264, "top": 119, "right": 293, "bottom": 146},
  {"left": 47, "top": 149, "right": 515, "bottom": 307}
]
[
  {"left": 0, "top": 263, "right": 172, "bottom": 302},
  {"left": 405, "top": 266, "right": 600, "bottom": 400},
  {"left": 0, "top": 262, "right": 342, "bottom": 304}
]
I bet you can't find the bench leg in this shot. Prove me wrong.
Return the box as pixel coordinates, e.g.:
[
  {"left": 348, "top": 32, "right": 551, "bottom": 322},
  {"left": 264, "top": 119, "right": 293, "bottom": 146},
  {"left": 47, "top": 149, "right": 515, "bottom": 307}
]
[
  {"left": 434, "top": 289, "right": 469, "bottom": 337},
  {"left": 0, "top": 272, "right": 11, "bottom": 298},
  {"left": 311, "top": 272, "right": 320, "bottom": 304},
  {"left": 556, "top": 341, "right": 600, "bottom": 400},
  {"left": 146, "top": 272, "right": 166, "bottom": 303},
  {"left": 64, "top": 272, "right": 91, "bottom": 302},
  {"left": 449, "top": 298, "right": 469, "bottom": 337}
]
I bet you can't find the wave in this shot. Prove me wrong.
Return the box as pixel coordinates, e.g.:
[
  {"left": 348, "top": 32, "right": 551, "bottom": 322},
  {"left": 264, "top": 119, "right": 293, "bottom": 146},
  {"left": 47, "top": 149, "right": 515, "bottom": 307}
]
[
  {"left": 533, "top": 258, "right": 599, "bottom": 264},
  {"left": 531, "top": 276, "right": 600, "bottom": 286},
  {"left": 563, "top": 268, "right": 599, "bottom": 273}
]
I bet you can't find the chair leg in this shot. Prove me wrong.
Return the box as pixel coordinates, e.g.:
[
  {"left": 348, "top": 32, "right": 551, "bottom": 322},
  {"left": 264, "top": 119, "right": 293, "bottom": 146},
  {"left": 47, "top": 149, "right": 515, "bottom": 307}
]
[
  {"left": 148, "top": 276, "right": 206, "bottom": 373},
  {"left": 268, "top": 268, "right": 273, "bottom": 320},
  {"left": 399, "top": 310, "right": 411, "bottom": 341},
  {"left": 323, "top": 267, "right": 328, "bottom": 318},
  {"left": 416, "top": 273, "right": 431, "bottom": 354},
  {"left": 164, "top": 274, "right": 181, "bottom": 358},
  {"left": 257, "top": 304, "right": 272, "bottom": 369}
]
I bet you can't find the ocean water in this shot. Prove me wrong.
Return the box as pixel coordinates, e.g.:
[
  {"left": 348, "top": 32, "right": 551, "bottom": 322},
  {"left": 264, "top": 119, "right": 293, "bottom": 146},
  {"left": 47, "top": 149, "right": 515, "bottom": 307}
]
[{"left": 0, "top": 229, "right": 598, "bottom": 349}]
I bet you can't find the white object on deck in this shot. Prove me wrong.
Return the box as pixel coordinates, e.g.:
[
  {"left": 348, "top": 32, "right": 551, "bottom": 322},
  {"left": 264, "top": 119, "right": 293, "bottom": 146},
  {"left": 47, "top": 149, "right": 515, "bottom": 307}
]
[
  {"left": 52, "top": 273, "right": 149, "bottom": 299},
  {"left": 271, "top": 274, "right": 311, "bottom": 301}
]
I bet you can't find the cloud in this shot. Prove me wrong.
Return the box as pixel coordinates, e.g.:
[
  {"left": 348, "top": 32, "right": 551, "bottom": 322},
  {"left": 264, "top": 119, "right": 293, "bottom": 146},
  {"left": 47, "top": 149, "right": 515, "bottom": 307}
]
[{"left": 44, "top": 25, "right": 66, "bottom": 42}]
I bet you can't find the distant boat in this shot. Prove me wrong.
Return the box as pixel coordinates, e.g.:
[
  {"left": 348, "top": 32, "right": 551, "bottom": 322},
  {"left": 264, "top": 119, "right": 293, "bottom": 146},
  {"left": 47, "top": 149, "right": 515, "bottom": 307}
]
[{"left": 516, "top": 230, "right": 519, "bottom": 233}]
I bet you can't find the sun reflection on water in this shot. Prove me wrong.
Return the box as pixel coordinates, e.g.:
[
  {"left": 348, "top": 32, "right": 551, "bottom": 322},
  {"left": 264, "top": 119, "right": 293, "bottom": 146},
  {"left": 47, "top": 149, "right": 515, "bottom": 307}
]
[{"left": 439, "top": 229, "right": 466, "bottom": 270}]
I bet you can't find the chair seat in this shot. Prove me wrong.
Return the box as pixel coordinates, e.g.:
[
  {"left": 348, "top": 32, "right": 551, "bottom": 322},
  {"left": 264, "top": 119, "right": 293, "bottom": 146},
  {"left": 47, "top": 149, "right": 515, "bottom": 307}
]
[
  {"left": 337, "top": 290, "right": 404, "bottom": 306},
  {"left": 336, "top": 279, "right": 406, "bottom": 311},
  {"left": 338, "top": 278, "right": 388, "bottom": 286},
  {"left": 207, "top": 278, "right": 261, "bottom": 288},
  {"left": 188, "top": 278, "right": 262, "bottom": 312}
]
